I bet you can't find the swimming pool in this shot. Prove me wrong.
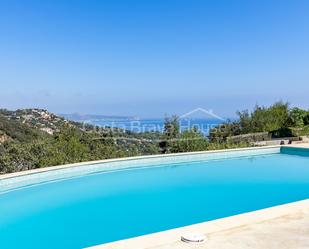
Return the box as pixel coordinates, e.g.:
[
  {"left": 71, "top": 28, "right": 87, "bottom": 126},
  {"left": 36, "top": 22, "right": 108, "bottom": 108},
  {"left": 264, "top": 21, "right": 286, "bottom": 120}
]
[{"left": 0, "top": 146, "right": 309, "bottom": 249}]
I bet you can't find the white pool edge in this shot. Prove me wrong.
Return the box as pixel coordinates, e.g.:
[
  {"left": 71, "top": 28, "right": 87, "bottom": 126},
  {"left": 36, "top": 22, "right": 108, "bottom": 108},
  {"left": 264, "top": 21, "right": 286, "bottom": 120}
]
[
  {"left": 0, "top": 145, "right": 283, "bottom": 192},
  {"left": 0, "top": 145, "right": 280, "bottom": 180},
  {"left": 86, "top": 198, "right": 309, "bottom": 249}
]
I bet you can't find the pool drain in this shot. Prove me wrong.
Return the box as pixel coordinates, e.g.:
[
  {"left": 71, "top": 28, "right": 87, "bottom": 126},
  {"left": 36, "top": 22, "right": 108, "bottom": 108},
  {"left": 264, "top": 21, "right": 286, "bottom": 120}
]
[{"left": 181, "top": 232, "right": 207, "bottom": 244}]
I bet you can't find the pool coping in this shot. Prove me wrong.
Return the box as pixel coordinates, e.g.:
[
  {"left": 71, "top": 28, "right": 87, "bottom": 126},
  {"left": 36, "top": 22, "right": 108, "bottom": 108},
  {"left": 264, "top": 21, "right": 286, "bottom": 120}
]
[
  {"left": 86, "top": 198, "right": 309, "bottom": 249},
  {"left": 0, "top": 145, "right": 281, "bottom": 180}
]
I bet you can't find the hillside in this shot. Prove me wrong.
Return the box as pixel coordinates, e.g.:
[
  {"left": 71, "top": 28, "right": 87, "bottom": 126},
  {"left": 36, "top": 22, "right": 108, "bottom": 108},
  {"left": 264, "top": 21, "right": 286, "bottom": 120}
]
[
  {"left": 0, "top": 108, "right": 160, "bottom": 174},
  {"left": 0, "top": 113, "right": 48, "bottom": 143},
  {"left": 0, "top": 108, "right": 78, "bottom": 135},
  {"left": 0, "top": 107, "right": 245, "bottom": 174}
]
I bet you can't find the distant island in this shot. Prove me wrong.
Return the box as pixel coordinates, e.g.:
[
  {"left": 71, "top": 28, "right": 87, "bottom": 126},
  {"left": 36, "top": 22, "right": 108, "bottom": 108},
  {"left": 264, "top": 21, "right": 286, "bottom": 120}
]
[{"left": 60, "top": 113, "right": 140, "bottom": 122}]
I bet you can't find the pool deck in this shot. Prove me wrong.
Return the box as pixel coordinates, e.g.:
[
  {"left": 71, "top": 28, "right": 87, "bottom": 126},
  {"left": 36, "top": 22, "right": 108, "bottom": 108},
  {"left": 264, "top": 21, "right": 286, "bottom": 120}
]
[
  {"left": 88, "top": 143, "right": 309, "bottom": 249},
  {"left": 88, "top": 199, "right": 309, "bottom": 249},
  {"left": 283, "top": 143, "right": 309, "bottom": 149}
]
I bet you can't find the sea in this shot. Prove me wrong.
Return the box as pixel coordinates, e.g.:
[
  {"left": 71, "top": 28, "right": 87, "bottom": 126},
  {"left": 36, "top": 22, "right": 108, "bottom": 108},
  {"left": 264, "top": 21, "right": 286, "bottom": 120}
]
[{"left": 83, "top": 118, "right": 224, "bottom": 136}]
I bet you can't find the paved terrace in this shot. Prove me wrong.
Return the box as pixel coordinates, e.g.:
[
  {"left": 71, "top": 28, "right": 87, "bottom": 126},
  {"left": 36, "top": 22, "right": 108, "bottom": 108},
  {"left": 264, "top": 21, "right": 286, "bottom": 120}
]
[
  {"left": 89, "top": 143, "right": 309, "bottom": 249},
  {"left": 89, "top": 199, "right": 309, "bottom": 249}
]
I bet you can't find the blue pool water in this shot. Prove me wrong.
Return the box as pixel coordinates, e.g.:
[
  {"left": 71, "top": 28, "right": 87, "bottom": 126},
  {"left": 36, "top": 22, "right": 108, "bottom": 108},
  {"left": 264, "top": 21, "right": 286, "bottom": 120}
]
[{"left": 0, "top": 148, "right": 309, "bottom": 248}]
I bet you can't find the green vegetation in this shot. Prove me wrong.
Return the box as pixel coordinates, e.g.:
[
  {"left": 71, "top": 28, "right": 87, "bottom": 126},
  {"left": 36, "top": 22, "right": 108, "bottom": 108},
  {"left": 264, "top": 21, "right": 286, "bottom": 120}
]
[
  {"left": 159, "top": 116, "right": 250, "bottom": 154},
  {"left": 0, "top": 103, "right": 308, "bottom": 174},
  {"left": 0, "top": 125, "right": 160, "bottom": 173},
  {"left": 0, "top": 109, "right": 160, "bottom": 173},
  {"left": 0, "top": 115, "right": 46, "bottom": 143},
  {"left": 210, "top": 102, "right": 309, "bottom": 142}
]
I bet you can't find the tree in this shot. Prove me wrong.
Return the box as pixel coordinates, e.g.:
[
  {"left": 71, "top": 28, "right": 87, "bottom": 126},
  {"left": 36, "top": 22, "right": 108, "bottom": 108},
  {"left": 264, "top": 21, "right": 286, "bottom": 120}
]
[
  {"left": 304, "top": 114, "right": 309, "bottom": 126},
  {"left": 159, "top": 115, "right": 180, "bottom": 153},
  {"left": 289, "top": 107, "right": 308, "bottom": 127},
  {"left": 263, "top": 101, "right": 290, "bottom": 132},
  {"left": 210, "top": 101, "right": 291, "bottom": 141},
  {"left": 237, "top": 110, "right": 251, "bottom": 134},
  {"left": 163, "top": 115, "right": 180, "bottom": 140},
  {"left": 0, "top": 142, "right": 37, "bottom": 173},
  {"left": 170, "top": 127, "right": 209, "bottom": 153}
]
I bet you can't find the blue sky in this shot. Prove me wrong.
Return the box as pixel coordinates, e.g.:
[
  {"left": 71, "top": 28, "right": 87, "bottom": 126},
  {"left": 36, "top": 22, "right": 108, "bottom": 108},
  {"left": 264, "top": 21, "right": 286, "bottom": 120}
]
[{"left": 0, "top": 0, "right": 308, "bottom": 118}]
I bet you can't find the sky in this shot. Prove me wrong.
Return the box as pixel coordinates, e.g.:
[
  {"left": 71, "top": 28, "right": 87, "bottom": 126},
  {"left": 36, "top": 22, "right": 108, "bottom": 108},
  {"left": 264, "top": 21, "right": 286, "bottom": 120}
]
[{"left": 0, "top": 0, "right": 308, "bottom": 118}]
